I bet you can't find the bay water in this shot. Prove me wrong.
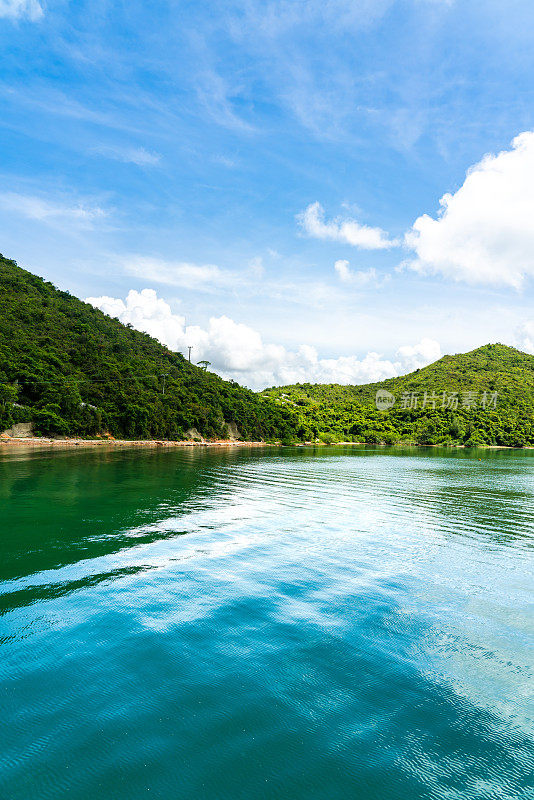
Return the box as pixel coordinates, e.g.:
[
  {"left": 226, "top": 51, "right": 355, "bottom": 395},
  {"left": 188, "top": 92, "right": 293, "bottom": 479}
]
[{"left": 1, "top": 445, "right": 533, "bottom": 799}]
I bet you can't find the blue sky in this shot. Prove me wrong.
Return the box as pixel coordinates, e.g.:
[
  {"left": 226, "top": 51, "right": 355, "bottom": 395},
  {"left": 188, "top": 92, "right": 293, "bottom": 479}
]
[{"left": 1, "top": 0, "right": 534, "bottom": 387}]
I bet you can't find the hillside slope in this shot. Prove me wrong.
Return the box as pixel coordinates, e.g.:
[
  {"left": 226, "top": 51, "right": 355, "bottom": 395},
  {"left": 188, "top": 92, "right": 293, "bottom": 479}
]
[
  {"left": 2, "top": 254, "right": 532, "bottom": 447},
  {"left": 262, "top": 344, "right": 534, "bottom": 446},
  {"left": 0, "top": 256, "right": 296, "bottom": 441}
]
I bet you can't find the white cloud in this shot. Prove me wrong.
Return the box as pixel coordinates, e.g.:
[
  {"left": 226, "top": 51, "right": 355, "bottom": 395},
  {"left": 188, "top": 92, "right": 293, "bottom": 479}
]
[
  {"left": 121, "top": 256, "right": 235, "bottom": 292},
  {"left": 298, "top": 201, "right": 398, "bottom": 250},
  {"left": 213, "top": 154, "right": 238, "bottom": 169},
  {"left": 248, "top": 256, "right": 264, "bottom": 278},
  {"left": 234, "top": 0, "right": 393, "bottom": 37},
  {"left": 195, "top": 66, "right": 255, "bottom": 132},
  {"left": 396, "top": 337, "right": 442, "bottom": 371},
  {"left": 0, "top": 0, "right": 42, "bottom": 20},
  {"left": 0, "top": 192, "right": 105, "bottom": 225},
  {"left": 405, "top": 131, "right": 534, "bottom": 288},
  {"left": 86, "top": 288, "right": 441, "bottom": 390},
  {"left": 334, "top": 259, "right": 390, "bottom": 287},
  {"left": 114, "top": 253, "right": 385, "bottom": 308},
  {"left": 93, "top": 145, "right": 161, "bottom": 166},
  {"left": 514, "top": 321, "right": 534, "bottom": 354}
]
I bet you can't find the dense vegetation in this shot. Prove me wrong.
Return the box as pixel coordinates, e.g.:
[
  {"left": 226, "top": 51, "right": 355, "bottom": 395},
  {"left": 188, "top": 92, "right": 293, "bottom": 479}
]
[
  {"left": 1, "top": 255, "right": 532, "bottom": 446},
  {"left": 0, "top": 256, "right": 297, "bottom": 440},
  {"left": 263, "top": 344, "right": 534, "bottom": 447}
]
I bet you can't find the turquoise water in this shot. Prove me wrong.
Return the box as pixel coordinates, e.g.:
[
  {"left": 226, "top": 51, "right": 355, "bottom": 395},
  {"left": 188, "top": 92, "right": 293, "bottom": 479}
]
[{"left": 1, "top": 445, "right": 533, "bottom": 799}]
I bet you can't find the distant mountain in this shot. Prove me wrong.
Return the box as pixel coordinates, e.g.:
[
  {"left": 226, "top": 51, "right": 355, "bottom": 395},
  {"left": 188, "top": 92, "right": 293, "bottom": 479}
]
[
  {"left": 0, "top": 255, "right": 297, "bottom": 441},
  {"left": 262, "top": 344, "right": 534, "bottom": 446}
]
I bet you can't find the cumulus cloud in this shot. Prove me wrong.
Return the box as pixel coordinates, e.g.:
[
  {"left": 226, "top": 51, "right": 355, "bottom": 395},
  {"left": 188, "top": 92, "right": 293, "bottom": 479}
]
[
  {"left": 0, "top": 0, "right": 42, "bottom": 20},
  {"left": 514, "top": 321, "right": 534, "bottom": 354},
  {"left": 396, "top": 337, "right": 443, "bottom": 371},
  {"left": 298, "top": 201, "right": 398, "bottom": 250},
  {"left": 334, "top": 259, "right": 390, "bottom": 287},
  {"left": 405, "top": 131, "right": 534, "bottom": 288},
  {"left": 86, "top": 288, "right": 441, "bottom": 390}
]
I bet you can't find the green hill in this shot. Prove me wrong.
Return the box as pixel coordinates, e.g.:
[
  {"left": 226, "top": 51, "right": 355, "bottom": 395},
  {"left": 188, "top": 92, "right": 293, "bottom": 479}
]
[
  {"left": 262, "top": 344, "right": 534, "bottom": 447},
  {"left": 1, "top": 254, "right": 532, "bottom": 447},
  {"left": 0, "top": 255, "right": 297, "bottom": 441}
]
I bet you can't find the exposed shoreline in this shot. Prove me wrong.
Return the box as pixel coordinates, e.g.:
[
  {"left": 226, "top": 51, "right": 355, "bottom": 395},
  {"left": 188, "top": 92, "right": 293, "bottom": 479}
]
[
  {"left": 0, "top": 437, "right": 531, "bottom": 450},
  {"left": 0, "top": 436, "right": 274, "bottom": 449}
]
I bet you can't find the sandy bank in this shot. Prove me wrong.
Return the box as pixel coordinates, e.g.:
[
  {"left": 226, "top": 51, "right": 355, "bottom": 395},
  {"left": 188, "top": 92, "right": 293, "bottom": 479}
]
[{"left": 0, "top": 436, "right": 275, "bottom": 449}]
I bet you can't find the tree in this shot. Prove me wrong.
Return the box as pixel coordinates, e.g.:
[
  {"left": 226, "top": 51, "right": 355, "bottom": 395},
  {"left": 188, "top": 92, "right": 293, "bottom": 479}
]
[{"left": 0, "top": 382, "right": 18, "bottom": 409}]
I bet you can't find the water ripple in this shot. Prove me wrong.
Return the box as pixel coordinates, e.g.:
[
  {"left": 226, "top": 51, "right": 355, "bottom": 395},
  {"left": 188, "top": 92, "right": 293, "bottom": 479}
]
[{"left": 0, "top": 446, "right": 533, "bottom": 800}]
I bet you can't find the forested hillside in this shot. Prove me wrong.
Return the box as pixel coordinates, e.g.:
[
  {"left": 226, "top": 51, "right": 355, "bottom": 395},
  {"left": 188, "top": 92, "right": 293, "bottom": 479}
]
[
  {"left": 263, "top": 344, "right": 534, "bottom": 446},
  {"left": 1, "top": 255, "right": 532, "bottom": 446},
  {"left": 0, "top": 256, "right": 297, "bottom": 441}
]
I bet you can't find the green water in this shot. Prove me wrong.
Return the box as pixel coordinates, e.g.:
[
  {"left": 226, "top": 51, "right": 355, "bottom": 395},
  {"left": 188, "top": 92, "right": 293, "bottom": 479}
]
[{"left": 1, "top": 445, "right": 533, "bottom": 799}]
